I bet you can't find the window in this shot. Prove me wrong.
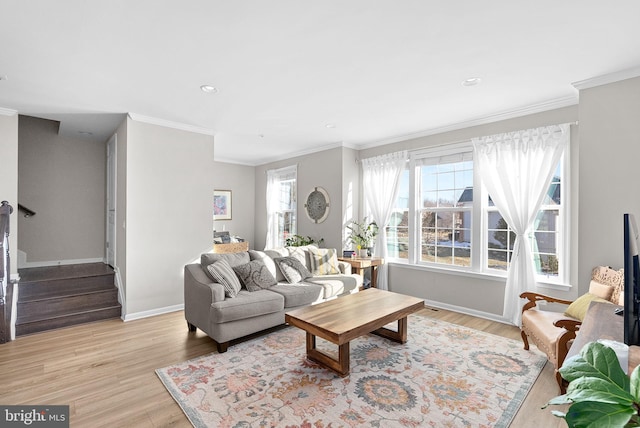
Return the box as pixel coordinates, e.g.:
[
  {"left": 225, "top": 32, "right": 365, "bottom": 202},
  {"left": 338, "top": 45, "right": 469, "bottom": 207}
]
[
  {"left": 266, "top": 166, "right": 297, "bottom": 248},
  {"left": 382, "top": 144, "right": 568, "bottom": 284},
  {"left": 418, "top": 154, "right": 473, "bottom": 267}
]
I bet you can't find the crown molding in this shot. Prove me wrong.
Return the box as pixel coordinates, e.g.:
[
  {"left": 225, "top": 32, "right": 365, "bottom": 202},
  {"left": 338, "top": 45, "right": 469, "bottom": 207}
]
[
  {"left": 251, "top": 140, "right": 348, "bottom": 166},
  {"left": 572, "top": 66, "right": 640, "bottom": 90},
  {"left": 356, "top": 95, "right": 578, "bottom": 150},
  {"left": 127, "top": 112, "right": 215, "bottom": 136},
  {"left": 0, "top": 107, "right": 18, "bottom": 116}
]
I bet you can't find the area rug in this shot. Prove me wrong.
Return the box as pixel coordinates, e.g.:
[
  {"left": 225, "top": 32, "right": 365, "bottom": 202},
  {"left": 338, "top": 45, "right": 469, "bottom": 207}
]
[{"left": 156, "top": 315, "right": 546, "bottom": 427}]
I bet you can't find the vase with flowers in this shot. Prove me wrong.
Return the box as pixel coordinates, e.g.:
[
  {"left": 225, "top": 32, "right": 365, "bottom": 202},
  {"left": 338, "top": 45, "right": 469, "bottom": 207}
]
[{"left": 347, "top": 218, "right": 379, "bottom": 257}]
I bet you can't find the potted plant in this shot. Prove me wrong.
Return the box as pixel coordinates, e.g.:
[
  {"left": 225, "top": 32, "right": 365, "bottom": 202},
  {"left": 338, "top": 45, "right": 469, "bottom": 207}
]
[
  {"left": 346, "top": 218, "right": 379, "bottom": 257},
  {"left": 545, "top": 341, "right": 640, "bottom": 427}
]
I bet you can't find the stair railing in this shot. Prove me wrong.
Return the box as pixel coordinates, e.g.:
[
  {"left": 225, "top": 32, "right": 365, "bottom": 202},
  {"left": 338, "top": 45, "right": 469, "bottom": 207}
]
[
  {"left": 0, "top": 200, "right": 14, "bottom": 344},
  {"left": 17, "top": 203, "right": 36, "bottom": 218}
]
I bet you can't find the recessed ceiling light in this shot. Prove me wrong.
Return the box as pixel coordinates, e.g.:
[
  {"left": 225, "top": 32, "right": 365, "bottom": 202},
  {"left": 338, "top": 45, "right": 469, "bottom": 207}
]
[
  {"left": 325, "top": 123, "right": 336, "bottom": 128},
  {"left": 462, "top": 77, "right": 482, "bottom": 87},
  {"left": 78, "top": 131, "right": 93, "bottom": 136},
  {"left": 200, "top": 85, "right": 219, "bottom": 93}
]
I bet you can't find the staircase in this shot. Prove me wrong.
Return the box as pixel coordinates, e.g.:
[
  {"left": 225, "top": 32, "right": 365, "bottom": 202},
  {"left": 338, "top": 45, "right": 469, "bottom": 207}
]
[{"left": 16, "top": 263, "right": 121, "bottom": 336}]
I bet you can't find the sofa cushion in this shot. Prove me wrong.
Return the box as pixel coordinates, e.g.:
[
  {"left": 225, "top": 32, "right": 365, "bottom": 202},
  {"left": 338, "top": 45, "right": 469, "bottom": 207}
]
[
  {"left": 201, "top": 252, "right": 250, "bottom": 269},
  {"left": 264, "top": 248, "right": 289, "bottom": 281},
  {"left": 308, "top": 247, "right": 340, "bottom": 275},
  {"left": 274, "top": 256, "right": 313, "bottom": 284},
  {"left": 233, "top": 260, "right": 277, "bottom": 292},
  {"left": 210, "top": 289, "right": 284, "bottom": 323},
  {"left": 249, "top": 250, "right": 279, "bottom": 280},
  {"left": 206, "top": 260, "right": 242, "bottom": 298},
  {"left": 269, "top": 283, "right": 324, "bottom": 308},
  {"left": 304, "top": 274, "right": 360, "bottom": 299},
  {"left": 286, "top": 245, "right": 316, "bottom": 270}
]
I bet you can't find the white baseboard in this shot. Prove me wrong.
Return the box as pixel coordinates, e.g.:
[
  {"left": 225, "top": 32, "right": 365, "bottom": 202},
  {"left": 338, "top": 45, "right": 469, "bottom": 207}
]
[
  {"left": 123, "top": 304, "right": 184, "bottom": 322},
  {"left": 424, "top": 299, "right": 512, "bottom": 326},
  {"left": 18, "top": 257, "right": 105, "bottom": 269}
]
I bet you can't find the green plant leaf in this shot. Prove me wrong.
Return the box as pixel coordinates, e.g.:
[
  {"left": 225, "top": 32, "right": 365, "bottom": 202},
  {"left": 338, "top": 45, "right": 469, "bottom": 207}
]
[
  {"left": 560, "top": 342, "right": 630, "bottom": 391},
  {"left": 565, "top": 376, "right": 635, "bottom": 406},
  {"left": 545, "top": 394, "right": 573, "bottom": 407},
  {"left": 631, "top": 365, "right": 640, "bottom": 402},
  {"left": 562, "top": 401, "right": 635, "bottom": 428}
]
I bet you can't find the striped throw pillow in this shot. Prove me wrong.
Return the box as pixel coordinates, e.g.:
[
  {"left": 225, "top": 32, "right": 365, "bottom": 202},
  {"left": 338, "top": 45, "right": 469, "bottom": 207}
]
[
  {"left": 308, "top": 247, "right": 340, "bottom": 275},
  {"left": 206, "top": 259, "right": 242, "bottom": 298}
]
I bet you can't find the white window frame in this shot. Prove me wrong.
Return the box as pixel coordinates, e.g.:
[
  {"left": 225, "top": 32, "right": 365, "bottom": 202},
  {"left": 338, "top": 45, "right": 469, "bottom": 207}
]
[
  {"left": 267, "top": 165, "right": 297, "bottom": 248},
  {"left": 384, "top": 141, "right": 570, "bottom": 287}
]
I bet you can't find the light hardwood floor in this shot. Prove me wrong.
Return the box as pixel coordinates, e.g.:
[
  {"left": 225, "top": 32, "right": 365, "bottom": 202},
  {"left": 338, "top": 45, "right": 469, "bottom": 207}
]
[{"left": 0, "top": 307, "right": 566, "bottom": 427}]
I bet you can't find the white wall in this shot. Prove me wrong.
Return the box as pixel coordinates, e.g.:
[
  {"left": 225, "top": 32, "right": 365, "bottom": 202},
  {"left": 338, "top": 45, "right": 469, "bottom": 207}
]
[
  {"left": 17, "top": 116, "right": 106, "bottom": 264},
  {"left": 578, "top": 76, "right": 640, "bottom": 293},
  {"left": 124, "top": 118, "right": 215, "bottom": 317},
  {"left": 0, "top": 112, "right": 19, "bottom": 276}
]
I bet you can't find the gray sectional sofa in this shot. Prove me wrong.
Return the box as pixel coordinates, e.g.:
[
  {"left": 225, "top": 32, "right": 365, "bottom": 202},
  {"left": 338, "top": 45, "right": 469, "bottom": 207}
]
[{"left": 184, "top": 245, "right": 363, "bottom": 352}]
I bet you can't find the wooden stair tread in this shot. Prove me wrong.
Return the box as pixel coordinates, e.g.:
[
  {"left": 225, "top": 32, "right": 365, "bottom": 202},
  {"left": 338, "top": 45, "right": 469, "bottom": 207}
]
[
  {"left": 16, "top": 262, "right": 121, "bottom": 337},
  {"left": 18, "top": 262, "right": 115, "bottom": 282},
  {"left": 17, "top": 302, "right": 122, "bottom": 324}
]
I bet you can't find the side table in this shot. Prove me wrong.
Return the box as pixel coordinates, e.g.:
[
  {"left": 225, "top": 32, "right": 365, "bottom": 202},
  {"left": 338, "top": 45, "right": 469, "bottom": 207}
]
[{"left": 337, "top": 257, "right": 384, "bottom": 289}]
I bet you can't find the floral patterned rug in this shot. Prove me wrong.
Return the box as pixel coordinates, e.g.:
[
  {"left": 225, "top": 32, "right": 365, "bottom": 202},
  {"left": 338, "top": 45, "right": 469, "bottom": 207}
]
[{"left": 156, "top": 315, "right": 546, "bottom": 427}]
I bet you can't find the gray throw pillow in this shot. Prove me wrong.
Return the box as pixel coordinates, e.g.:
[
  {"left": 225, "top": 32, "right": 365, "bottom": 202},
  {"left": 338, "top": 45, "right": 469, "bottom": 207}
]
[
  {"left": 206, "top": 259, "right": 242, "bottom": 298},
  {"left": 274, "top": 256, "right": 312, "bottom": 284},
  {"left": 233, "top": 260, "right": 277, "bottom": 292}
]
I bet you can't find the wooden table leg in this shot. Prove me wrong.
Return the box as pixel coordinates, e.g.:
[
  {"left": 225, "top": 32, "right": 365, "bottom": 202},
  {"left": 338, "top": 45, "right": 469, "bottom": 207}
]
[
  {"left": 371, "top": 316, "right": 408, "bottom": 343},
  {"left": 370, "top": 265, "right": 378, "bottom": 288},
  {"left": 305, "top": 332, "right": 350, "bottom": 376}
]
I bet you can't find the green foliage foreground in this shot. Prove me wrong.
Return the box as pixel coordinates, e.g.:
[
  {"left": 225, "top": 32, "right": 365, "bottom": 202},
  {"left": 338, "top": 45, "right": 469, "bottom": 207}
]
[{"left": 546, "top": 341, "right": 640, "bottom": 427}]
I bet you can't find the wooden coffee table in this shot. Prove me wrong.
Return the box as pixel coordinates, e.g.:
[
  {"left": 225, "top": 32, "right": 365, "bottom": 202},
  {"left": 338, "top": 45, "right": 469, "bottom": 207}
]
[{"left": 284, "top": 288, "right": 424, "bottom": 376}]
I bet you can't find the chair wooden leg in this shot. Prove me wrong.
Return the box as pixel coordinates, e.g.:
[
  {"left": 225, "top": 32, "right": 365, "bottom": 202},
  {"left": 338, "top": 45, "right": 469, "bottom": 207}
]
[
  {"left": 187, "top": 322, "right": 197, "bottom": 332},
  {"left": 520, "top": 330, "right": 530, "bottom": 350},
  {"left": 556, "top": 370, "right": 566, "bottom": 394}
]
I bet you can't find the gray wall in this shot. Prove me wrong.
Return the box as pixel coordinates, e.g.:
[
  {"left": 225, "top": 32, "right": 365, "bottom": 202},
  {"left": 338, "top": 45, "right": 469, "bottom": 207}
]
[
  {"left": 254, "top": 146, "right": 351, "bottom": 251},
  {"left": 212, "top": 161, "right": 256, "bottom": 247},
  {"left": 578, "top": 76, "right": 640, "bottom": 293},
  {"left": 18, "top": 115, "right": 106, "bottom": 265},
  {"left": 0, "top": 112, "right": 19, "bottom": 276}
]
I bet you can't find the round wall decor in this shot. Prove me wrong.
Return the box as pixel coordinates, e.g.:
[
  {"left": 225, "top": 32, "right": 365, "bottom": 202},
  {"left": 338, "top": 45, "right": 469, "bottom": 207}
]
[{"left": 304, "top": 186, "right": 330, "bottom": 223}]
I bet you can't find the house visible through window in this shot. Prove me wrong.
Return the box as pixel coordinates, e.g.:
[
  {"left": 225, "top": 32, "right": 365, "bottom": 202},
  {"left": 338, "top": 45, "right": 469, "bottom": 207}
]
[{"left": 381, "top": 143, "right": 568, "bottom": 284}]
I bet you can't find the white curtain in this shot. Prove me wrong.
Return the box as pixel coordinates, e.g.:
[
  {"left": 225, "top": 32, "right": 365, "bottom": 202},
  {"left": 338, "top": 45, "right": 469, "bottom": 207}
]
[
  {"left": 472, "top": 124, "right": 569, "bottom": 326},
  {"left": 362, "top": 151, "right": 407, "bottom": 290},
  {"left": 265, "top": 169, "right": 279, "bottom": 250}
]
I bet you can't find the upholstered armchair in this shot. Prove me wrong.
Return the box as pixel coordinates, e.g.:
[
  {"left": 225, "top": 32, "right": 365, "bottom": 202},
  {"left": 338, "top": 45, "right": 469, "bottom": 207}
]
[{"left": 520, "top": 266, "right": 624, "bottom": 393}]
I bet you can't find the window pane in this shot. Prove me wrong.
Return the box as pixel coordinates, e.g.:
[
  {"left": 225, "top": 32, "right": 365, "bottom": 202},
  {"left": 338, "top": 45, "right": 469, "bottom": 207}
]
[
  {"left": 487, "top": 210, "right": 514, "bottom": 271},
  {"left": 420, "top": 209, "right": 470, "bottom": 267},
  {"left": 385, "top": 169, "right": 410, "bottom": 260}
]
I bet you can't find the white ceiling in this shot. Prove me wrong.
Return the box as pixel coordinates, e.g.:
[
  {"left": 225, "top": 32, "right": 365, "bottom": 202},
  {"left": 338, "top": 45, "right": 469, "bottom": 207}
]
[{"left": 1, "top": 1, "right": 640, "bottom": 165}]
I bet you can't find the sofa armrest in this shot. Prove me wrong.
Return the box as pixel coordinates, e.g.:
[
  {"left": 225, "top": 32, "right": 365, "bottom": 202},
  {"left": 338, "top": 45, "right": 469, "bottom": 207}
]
[
  {"left": 184, "top": 264, "right": 226, "bottom": 332},
  {"left": 337, "top": 261, "right": 352, "bottom": 275}
]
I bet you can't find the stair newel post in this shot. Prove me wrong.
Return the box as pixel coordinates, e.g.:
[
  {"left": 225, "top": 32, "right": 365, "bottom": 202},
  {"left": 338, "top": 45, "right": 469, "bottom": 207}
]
[{"left": 0, "top": 200, "right": 14, "bottom": 344}]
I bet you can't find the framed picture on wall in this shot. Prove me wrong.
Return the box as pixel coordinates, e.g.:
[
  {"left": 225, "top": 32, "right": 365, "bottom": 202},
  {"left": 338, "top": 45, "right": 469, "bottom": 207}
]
[{"left": 213, "top": 190, "right": 232, "bottom": 220}]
